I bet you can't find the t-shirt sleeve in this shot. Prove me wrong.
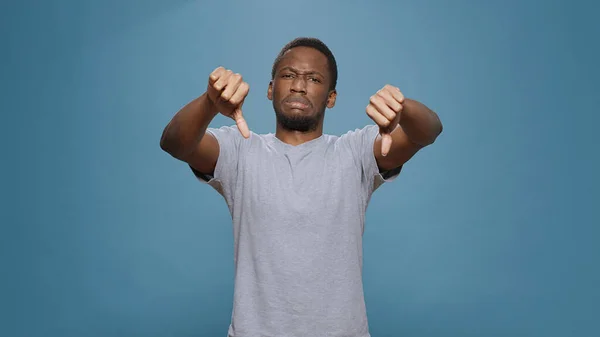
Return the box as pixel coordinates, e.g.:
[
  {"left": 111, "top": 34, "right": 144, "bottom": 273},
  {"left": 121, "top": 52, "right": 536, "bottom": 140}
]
[
  {"left": 340, "top": 124, "right": 402, "bottom": 194},
  {"left": 190, "top": 125, "right": 242, "bottom": 197}
]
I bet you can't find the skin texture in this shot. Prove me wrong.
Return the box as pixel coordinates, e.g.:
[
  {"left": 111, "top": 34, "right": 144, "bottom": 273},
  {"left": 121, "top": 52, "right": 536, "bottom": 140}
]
[
  {"left": 160, "top": 45, "right": 442, "bottom": 176},
  {"left": 267, "top": 46, "right": 337, "bottom": 146}
]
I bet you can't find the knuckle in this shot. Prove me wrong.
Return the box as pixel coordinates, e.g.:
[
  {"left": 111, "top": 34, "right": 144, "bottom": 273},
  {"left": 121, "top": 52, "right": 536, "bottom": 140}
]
[
  {"left": 241, "top": 82, "right": 250, "bottom": 92},
  {"left": 366, "top": 106, "right": 376, "bottom": 115}
]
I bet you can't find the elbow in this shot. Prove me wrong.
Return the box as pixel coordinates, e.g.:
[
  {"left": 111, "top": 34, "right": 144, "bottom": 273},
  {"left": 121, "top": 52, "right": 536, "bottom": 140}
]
[
  {"left": 418, "top": 119, "right": 443, "bottom": 147},
  {"left": 159, "top": 137, "right": 170, "bottom": 153},
  {"left": 160, "top": 137, "right": 184, "bottom": 160},
  {"left": 159, "top": 129, "right": 171, "bottom": 153},
  {"left": 435, "top": 119, "right": 443, "bottom": 138},
  {"left": 417, "top": 105, "right": 443, "bottom": 146},
  {"left": 159, "top": 127, "right": 179, "bottom": 156},
  {"left": 160, "top": 132, "right": 193, "bottom": 160},
  {"left": 428, "top": 114, "right": 443, "bottom": 144},
  {"left": 160, "top": 136, "right": 182, "bottom": 158},
  {"left": 159, "top": 130, "right": 171, "bottom": 151}
]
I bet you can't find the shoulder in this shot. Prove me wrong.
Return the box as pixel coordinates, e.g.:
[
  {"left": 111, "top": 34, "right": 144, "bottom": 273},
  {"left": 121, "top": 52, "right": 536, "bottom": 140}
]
[
  {"left": 328, "top": 125, "right": 380, "bottom": 149},
  {"left": 342, "top": 124, "right": 379, "bottom": 138}
]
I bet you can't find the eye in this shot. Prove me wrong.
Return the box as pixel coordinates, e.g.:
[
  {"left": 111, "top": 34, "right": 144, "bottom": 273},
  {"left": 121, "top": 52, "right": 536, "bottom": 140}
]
[
  {"left": 281, "top": 73, "right": 294, "bottom": 78},
  {"left": 309, "top": 77, "right": 321, "bottom": 83}
]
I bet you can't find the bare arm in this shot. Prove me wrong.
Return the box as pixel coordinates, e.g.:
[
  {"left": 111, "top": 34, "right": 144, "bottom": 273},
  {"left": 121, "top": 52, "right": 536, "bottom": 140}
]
[
  {"left": 374, "top": 98, "right": 442, "bottom": 171},
  {"left": 395, "top": 98, "right": 442, "bottom": 146},
  {"left": 160, "top": 92, "right": 221, "bottom": 175},
  {"left": 367, "top": 85, "right": 443, "bottom": 172},
  {"left": 160, "top": 67, "right": 250, "bottom": 176}
]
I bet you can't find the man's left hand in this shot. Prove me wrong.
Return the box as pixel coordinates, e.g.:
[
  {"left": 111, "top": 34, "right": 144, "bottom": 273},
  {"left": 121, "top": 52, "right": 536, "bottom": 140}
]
[{"left": 366, "top": 84, "right": 405, "bottom": 156}]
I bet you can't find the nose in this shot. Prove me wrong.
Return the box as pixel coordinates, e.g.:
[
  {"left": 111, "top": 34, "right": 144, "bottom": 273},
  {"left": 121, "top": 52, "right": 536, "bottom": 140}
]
[{"left": 290, "top": 76, "right": 307, "bottom": 94}]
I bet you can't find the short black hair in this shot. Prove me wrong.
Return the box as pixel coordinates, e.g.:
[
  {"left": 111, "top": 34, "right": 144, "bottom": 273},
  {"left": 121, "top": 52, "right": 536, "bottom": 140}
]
[{"left": 271, "top": 37, "right": 338, "bottom": 91}]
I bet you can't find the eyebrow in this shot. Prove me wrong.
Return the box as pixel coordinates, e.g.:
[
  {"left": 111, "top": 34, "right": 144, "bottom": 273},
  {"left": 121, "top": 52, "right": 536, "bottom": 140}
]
[{"left": 279, "top": 66, "right": 325, "bottom": 78}]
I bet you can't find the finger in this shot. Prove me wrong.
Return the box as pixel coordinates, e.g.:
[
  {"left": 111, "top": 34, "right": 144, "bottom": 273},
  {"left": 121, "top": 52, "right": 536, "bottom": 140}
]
[
  {"left": 380, "top": 129, "right": 393, "bottom": 157},
  {"left": 387, "top": 86, "right": 405, "bottom": 103},
  {"left": 232, "top": 108, "right": 250, "bottom": 139},
  {"left": 366, "top": 104, "right": 392, "bottom": 128},
  {"left": 213, "top": 69, "right": 232, "bottom": 92},
  {"left": 220, "top": 73, "right": 243, "bottom": 101},
  {"left": 377, "top": 89, "right": 403, "bottom": 113},
  {"left": 229, "top": 82, "right": 250, "bottom": 107},
  {"left": 369, "top": 94, "right": 396, "bottom": 121},
  {"left": 209, "top": 66, "right": 225, "bottom": 85}
]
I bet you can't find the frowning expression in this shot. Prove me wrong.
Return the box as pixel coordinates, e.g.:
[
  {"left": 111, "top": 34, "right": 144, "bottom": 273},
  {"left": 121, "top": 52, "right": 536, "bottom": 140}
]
[{"left": 268, "top": 46, "right": 336, "bottom": 132}]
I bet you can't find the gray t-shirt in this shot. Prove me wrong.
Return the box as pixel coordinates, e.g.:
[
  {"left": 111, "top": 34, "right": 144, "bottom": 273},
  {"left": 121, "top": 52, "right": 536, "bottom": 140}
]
[{"left": 193, "top": 124, "right": 401, "bottom": 337}]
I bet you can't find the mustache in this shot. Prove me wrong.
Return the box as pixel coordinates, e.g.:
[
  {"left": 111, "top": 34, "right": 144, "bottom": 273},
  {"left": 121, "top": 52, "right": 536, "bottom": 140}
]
[{"left": 283, "top": 96, "right": 312, "bottom": 107}]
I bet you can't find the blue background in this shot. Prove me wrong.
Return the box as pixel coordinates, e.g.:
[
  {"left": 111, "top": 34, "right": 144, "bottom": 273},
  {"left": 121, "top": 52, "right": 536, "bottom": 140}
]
[{"left": 2, "top": 0, "right": 599, "bottom": 336}]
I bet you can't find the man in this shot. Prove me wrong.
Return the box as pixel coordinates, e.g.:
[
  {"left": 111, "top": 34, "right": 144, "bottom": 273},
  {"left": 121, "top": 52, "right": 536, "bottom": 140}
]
[{"left": 160, "top": 37, "right": 442, "bottom": 337}]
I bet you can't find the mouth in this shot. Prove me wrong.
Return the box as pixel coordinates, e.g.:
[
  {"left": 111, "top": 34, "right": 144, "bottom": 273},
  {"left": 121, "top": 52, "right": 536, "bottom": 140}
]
[{"left": 283, "top": 97, "right": 311, "bottom": 110}]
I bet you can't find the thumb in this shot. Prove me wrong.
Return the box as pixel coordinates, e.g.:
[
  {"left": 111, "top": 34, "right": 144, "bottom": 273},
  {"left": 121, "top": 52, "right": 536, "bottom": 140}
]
[
  {"left": 380, "top": 127, "right": 392, "bottom": 157},
  {"left": 232, "top": 108, "right": 250, "bottom": 139}
]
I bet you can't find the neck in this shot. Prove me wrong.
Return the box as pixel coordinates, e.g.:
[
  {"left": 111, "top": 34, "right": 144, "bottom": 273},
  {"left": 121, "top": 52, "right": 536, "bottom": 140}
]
[{"left": 275, "top": 123, "right": 323, "bottom": 146}]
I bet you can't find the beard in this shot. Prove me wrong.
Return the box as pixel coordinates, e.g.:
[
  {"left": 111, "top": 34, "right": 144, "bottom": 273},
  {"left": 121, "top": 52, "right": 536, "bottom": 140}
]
[{"left": 273, "top": 101, "right": 325, "bottom": 133}]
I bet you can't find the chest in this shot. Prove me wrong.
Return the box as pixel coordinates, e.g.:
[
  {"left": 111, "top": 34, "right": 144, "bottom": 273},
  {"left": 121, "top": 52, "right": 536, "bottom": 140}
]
[{"left": 235, "top": 144, "right": 365, "bottom": 219}]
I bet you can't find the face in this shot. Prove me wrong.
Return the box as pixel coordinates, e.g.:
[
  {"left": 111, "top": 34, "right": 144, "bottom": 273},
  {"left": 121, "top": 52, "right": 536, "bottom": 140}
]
[{"left": 268, "top": 46, "right": 337, "bottom": 132}]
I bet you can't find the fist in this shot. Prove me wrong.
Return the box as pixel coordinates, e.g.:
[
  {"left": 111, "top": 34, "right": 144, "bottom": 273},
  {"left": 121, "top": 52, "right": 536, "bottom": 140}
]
[
  {"left": 207, "top": 66, "right": 250, "bottom": 138},
  {"left": 366, "top": 84, "right": 405, "bottom": 156}
]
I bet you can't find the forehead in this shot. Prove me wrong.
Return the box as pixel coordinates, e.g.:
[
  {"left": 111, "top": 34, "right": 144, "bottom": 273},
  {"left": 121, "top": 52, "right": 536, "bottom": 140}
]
[{"left": 276, "top": 46, "right": 329, "bottom": 73}]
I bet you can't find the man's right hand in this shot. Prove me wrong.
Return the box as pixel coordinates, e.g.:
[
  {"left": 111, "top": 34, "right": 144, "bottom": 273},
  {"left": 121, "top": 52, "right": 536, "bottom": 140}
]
[{"left": 207, "top": 66, "right": 251, "bottom": 138}]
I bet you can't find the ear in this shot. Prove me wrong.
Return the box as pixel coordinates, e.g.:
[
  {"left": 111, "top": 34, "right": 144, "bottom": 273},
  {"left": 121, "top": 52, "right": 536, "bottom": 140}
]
[
  {"left": 326, "top": 90, "right": 337, "bottom": 108},
  {"left": 267, "top": 81, "right": 273, "bottom": 101}
]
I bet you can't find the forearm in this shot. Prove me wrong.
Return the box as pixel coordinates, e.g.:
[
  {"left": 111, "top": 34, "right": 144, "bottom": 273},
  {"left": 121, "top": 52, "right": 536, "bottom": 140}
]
[
  {"left": 160, "top": 92, "right": 218, "bottom": 159},
  {"left": 398, "top": 98, "right": 443, "bottom": 146}
]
